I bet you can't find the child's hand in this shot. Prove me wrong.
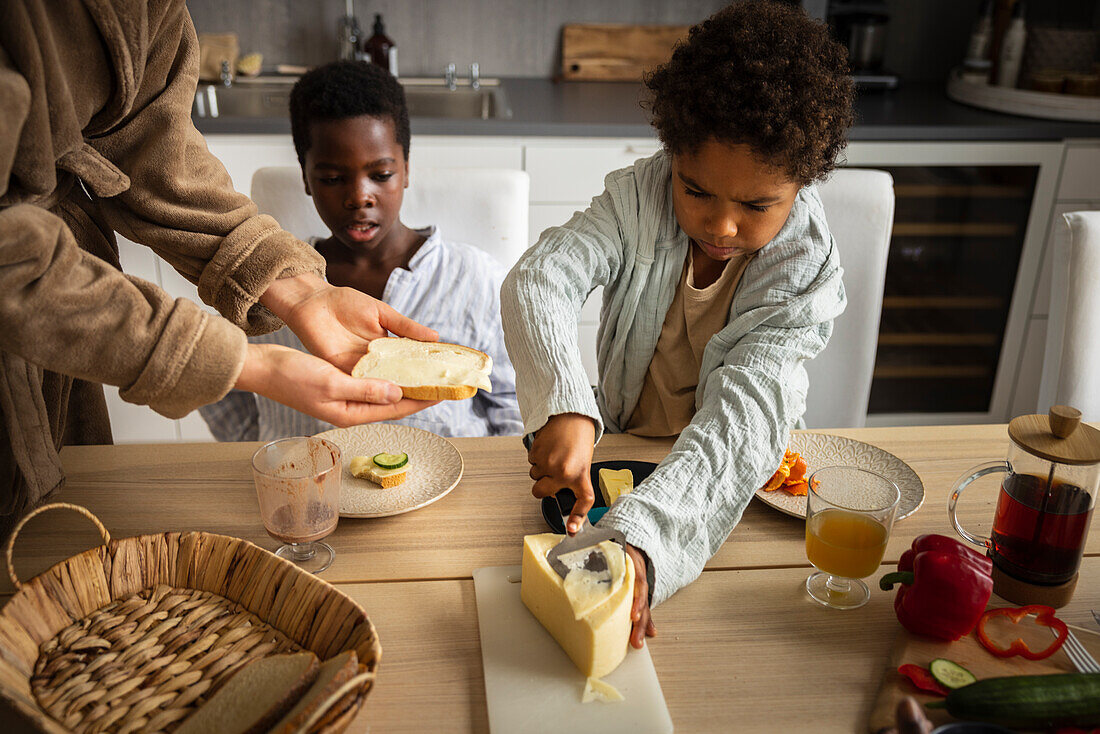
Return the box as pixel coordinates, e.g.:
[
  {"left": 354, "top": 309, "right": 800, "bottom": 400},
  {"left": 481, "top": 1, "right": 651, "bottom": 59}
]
[
  {"left": 527, "top": 413, "right": 596, "bottom": 535},
  {"left": 625, "top": 543, "right": 657, "bottom": 649}
]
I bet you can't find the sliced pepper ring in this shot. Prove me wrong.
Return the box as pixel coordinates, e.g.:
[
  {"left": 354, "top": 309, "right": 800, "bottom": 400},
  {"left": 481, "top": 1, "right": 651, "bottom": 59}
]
[{"left": 975, "top": 604, "right": 1069, "bottom": 661}]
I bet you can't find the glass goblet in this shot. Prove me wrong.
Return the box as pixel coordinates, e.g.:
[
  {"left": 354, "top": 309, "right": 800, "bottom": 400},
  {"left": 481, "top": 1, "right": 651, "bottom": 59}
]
[
  {"left": 804, "top": 465, "right": 900, "bottom": 610},
  {"left": 251, "top": 436, "right": 342, "bottom": 574}
]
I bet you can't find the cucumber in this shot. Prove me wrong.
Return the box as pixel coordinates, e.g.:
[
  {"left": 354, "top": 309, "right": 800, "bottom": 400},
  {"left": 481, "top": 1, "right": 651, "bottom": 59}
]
[
  {"left": 936, "top": 673, "right": 1100, "bottom": 727},
  {"left": 372, "top": 452, "right": 408, "bottom": 470},
  {"left": 929, "top": 659, "right": 976, "bottom": 690}
]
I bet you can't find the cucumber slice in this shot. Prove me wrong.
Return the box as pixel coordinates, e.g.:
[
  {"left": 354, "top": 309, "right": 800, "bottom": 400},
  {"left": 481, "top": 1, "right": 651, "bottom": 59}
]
[
  {"left": 929, "top": 658, "right": 977, "bottom": 690},
  {"left": 372, "top": 452, "right": 408, "bottom": 470}
]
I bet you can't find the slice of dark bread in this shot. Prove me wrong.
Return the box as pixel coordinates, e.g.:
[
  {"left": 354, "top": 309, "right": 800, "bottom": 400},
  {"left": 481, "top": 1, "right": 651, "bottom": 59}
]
[
  {"left": 175, "top": 652, "right": 320, "bottom": 734},
  {"left": 267, "top": 650, "right": 359, "bottom": 734}
]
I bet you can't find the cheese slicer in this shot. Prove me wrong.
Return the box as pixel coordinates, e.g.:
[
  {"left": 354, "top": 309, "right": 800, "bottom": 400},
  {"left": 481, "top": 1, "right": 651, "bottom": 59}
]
[{"left": 545, "top": 517, "right": 625, "bottom": 580}]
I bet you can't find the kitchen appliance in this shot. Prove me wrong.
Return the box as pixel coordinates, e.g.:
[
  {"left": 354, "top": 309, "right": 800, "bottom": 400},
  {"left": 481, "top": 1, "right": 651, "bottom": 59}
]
[
  {"left": 802, "top": 0, "right": 900, "bottom": 89},
  {"left": 948, "top": 405, "right": 1100, "bottom": 607}
]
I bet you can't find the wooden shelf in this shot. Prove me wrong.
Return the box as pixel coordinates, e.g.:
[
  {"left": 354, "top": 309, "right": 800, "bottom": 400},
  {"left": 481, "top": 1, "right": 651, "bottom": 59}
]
[
  {"left": 891, "top": 222, "right": 1018, "bottom": 237},
  {"left": 873, "top": 365, "right": 992, "bottom": 379},
  {"left": 893, "top": 184, "right": 1030, "bottom": 199},
  {"left": 877, "top": 333, "right": 999, "bottom": 346},
  {"left": 882, "top": 296, "right": 1004, "bottom": 310}
]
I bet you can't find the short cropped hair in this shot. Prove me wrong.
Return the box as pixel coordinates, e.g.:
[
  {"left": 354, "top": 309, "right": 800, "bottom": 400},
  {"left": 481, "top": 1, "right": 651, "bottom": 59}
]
[
  {"left": 289, "top": 61, "right": 411, "bottom": 165},
  {"left": 644, "top": 1, "right": 854, "bottom": 185}
]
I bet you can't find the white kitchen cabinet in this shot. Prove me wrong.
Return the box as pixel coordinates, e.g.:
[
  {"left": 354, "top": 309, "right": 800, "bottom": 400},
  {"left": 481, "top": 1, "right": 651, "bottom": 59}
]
[
  {"left": 525, "top": 139, "right": 659, "bottom": 203},
  {"left": 203, "top": 135, "right": 299, "bottom": 193},
  {"left": 1056, "top": 142, "right": 1100, "bottom": 200},
  {"left": 411, "top": 137, "right": 523, "bottom": 171}
]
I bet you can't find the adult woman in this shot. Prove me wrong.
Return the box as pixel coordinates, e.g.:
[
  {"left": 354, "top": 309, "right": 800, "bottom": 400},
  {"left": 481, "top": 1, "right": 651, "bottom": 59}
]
[{"left": 0, "top": 0, "right": 437, "bottom": 538}]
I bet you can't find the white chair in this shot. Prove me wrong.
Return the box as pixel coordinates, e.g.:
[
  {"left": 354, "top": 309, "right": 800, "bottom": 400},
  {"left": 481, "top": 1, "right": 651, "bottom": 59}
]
[
  {"left": 803, "top": 168, "right": 895, "bottom": 429},
  {"left": 249, "top": 166, "right": 531, "bottom": 268},
  {"left": 1039, "top": 211, "right": 1100, "bottom": 421}
]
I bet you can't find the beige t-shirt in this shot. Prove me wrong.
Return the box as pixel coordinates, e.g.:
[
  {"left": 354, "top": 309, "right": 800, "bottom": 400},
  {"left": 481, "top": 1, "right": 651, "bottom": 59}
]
[{"left": 626, "top": 248, "right": 751, "bottom": 437}]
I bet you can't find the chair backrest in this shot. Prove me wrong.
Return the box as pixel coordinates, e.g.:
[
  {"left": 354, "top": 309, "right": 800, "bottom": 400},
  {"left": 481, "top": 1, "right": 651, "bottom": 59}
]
[
  {"left": 1039, "top": 211, "right": 1100, "bottom": 421},
  {"left": 803, "top": 168, "right": 895, "bottom": 429},
  {"left": 249, "top": 166, "right": 530, "bottom": 268}
]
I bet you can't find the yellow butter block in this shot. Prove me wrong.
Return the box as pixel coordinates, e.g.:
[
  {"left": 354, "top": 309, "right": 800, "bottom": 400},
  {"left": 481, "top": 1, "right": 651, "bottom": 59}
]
[
  {"left": 598, "top": 468, "right": 634, "bottom": 506},
  {"left": 520, "top": 533, "right": 634, "bottom": 679}
]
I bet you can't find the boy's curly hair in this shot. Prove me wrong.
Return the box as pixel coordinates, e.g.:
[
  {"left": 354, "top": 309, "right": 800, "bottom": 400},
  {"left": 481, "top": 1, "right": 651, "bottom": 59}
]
[
  {"left": 290, "top": 61, "right": 410, "bottom": 165},
  {"left": 644, "top": 1, "right": 854, "bottom": 185}
]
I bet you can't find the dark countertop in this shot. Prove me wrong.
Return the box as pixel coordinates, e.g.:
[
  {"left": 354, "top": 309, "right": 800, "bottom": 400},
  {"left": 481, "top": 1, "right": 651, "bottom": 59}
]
[{"left": 194, "top": 78, "right": 1100, "bottom": 141}]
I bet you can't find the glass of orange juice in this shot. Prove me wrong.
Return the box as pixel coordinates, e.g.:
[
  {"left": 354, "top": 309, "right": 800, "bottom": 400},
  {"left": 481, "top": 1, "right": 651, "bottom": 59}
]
[{"left": 805, "top": 466, "right": 900, "bottom": 609}]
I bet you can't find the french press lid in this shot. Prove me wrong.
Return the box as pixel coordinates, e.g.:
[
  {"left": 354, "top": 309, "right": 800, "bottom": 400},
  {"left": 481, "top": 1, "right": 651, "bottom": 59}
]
[{"left": 1007, "top": 405, "right": 1100, "bottom": 466}]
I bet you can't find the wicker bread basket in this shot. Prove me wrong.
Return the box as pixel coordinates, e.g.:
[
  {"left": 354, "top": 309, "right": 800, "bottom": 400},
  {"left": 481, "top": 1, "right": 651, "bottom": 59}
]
[{"left": 0, "top": 504, "right": 381, "bottom": 733}]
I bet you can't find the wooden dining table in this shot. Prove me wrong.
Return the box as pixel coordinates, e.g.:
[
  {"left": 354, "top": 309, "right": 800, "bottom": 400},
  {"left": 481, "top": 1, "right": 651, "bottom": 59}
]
[{"left": 3, "top": 424, "right": 1099, "bottom": 733}]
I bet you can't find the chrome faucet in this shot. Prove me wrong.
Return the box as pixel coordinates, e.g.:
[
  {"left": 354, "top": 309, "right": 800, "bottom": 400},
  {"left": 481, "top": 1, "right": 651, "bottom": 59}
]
[
  {"left": 444, "top": 63, "right": 457, "bottom": 91},
  {"left": 219, "top": 60, "right": 233, "bottom": 87},
  {"left": 469, "top": 63, "right": 480, "bottom": 90},
  {"left": 337, "top": 0, "right": 361, "bottom": 61}
]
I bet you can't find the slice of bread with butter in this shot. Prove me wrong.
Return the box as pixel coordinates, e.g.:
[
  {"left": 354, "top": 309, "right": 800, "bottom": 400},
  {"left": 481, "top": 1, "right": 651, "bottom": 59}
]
[
  {"left": 351, "top": 337, "right": 492, "bottom": 401},
  {"left": 520, "top": 533, "right": 634, "bottom": 679},
  {"left": 349, "top": 455, "right": 408, "bottom": 488}
]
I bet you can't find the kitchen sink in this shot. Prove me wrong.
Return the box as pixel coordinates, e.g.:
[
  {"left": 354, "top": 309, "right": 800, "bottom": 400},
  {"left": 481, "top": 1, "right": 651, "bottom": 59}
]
[{"left": 193, "top": 77, "right": 512, "bottom": 120}]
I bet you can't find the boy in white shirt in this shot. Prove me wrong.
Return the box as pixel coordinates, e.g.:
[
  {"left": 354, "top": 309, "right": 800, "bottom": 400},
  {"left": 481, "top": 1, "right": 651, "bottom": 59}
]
[{"left": 202, "top": 62, "right": 521, "bottom": 440}]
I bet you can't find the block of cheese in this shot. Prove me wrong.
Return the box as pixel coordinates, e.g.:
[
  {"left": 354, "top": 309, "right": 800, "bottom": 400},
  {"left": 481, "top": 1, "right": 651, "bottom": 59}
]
[
  {"left": 349, "top": 455, "right": 408, "bottom": 488},
  {"left": 598, "top": 468, "right": 634, "bottom": 506},
  {"left": 520, "top": 533, "right": 634, "bottom": 679},
  {"left": 352, "top": 337, "right": 492, "bottom": 401}
]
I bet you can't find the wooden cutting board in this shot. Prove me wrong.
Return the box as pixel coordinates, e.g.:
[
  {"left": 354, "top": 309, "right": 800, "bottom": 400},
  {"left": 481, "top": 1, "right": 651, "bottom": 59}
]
[
  {"left": 560, "top": 24, "right": 689, "bottom": 81},
  {"left": 868, "top": 613, "right": 1100, "bottom": 732},
  {"left": 473, "top": 565, "right": 673, "bottom": 734}
]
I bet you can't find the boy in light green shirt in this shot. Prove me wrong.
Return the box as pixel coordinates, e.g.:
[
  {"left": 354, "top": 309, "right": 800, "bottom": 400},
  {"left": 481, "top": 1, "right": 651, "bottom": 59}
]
[{"left": 501, "top": 1, "right": 854, "bottom": 646}]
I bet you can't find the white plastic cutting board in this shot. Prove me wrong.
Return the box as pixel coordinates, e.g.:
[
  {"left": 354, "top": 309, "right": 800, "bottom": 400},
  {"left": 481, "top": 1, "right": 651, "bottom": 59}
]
[{"left": 473, "top": 565, "right": 674, "bottom": 734}]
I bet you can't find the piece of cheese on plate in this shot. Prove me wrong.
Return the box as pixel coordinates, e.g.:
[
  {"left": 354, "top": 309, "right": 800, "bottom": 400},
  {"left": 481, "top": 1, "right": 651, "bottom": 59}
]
[
  {"left": 520, "top": 533, "right": 634, "bottom": 679},
  {"left": 598, "top": 468, "right": 633, "bottom": 506}
]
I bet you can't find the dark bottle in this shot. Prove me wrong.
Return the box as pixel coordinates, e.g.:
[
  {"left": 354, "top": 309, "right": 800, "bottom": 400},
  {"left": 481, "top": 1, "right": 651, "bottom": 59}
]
[{"left": 363, "top": 13, "right": 397, "bottom": 76}]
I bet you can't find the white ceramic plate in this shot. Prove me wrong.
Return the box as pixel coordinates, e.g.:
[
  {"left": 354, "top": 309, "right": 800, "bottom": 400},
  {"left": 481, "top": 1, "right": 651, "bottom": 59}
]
[
  {"left": 753, "top": 432, "right": 924, "bottom": 520},
  {"left": 314, "top": 424, "right": 464, "bottom": 518}
]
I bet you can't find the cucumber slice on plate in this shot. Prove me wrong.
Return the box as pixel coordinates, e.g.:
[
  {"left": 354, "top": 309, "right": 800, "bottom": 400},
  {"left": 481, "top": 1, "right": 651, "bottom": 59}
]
[
  {"left": 929, "top": 658, "right": 977, "bottom": 689},
  {"left": 372, "top": 452, "right": 409, "bottom": 470}
]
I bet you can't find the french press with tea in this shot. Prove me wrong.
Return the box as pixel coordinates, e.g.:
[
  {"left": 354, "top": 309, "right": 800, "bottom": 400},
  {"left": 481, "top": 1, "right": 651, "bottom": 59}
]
[{"left": 949, "top": 406, "right": 1100, "bottom": 607}]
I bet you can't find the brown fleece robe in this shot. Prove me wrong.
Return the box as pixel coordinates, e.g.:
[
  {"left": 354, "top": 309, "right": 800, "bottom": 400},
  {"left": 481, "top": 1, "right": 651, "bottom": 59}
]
[{"left": 0, "top": 0, "right": 326, "bottom": 536}]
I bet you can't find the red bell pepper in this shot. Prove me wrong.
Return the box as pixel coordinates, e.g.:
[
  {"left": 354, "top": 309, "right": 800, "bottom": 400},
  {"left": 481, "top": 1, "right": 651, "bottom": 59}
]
[
  {"left": 975, "top": 604, "right": 1068, "bottom": 661},
  {"left": 879, "top": 534, "right": 994, "bottom": 641},
  {"left": 897, "top": 664, "right": 949, "bottom": 696}
]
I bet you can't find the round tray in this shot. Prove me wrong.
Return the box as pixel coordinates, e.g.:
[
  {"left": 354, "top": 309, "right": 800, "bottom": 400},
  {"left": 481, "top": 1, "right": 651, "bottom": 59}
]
[{"left": 946, "top": 67, "right": 1100, "bottom": 123}]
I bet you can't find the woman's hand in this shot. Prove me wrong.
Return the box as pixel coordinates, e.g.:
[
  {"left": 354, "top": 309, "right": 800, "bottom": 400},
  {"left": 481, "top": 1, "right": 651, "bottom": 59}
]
[
  {"left": 625, "top": 543, "right": 657, "bottom": 649},
  {"left": 260, "top": 273, "right": 438, "bottom": 372},
  {"left": 236, "top": 343, "right": 437, "bottom": 426},
  {"left": 527, "top": 413, "right": 596, "bottom": 535}
]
